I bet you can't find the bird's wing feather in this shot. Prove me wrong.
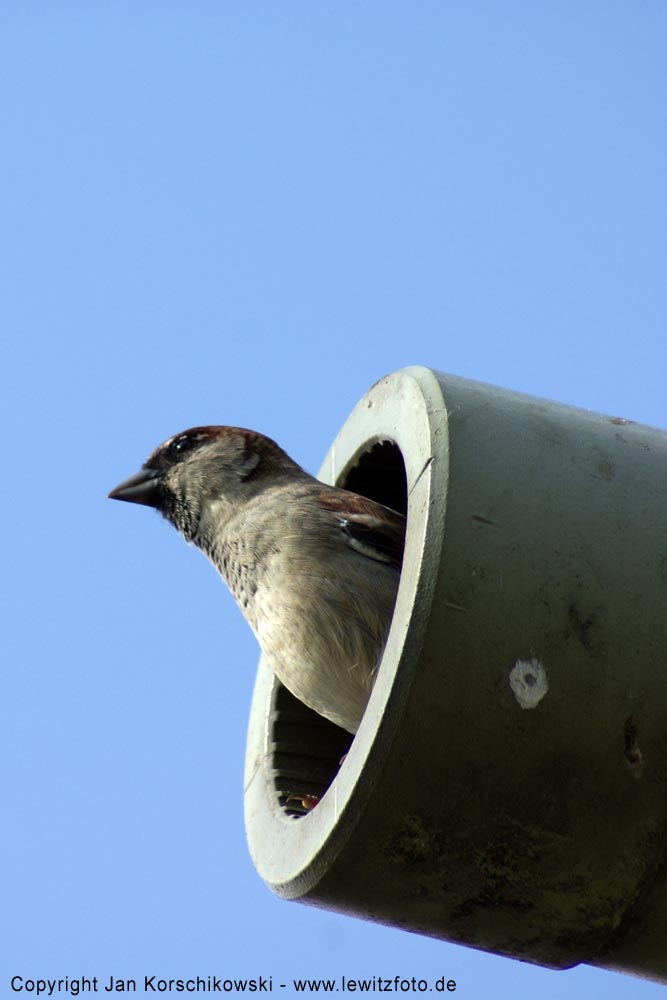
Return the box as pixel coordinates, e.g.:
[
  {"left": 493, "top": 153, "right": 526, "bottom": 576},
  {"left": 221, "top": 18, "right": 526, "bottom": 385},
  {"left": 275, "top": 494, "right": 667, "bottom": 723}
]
[{"left": 316, "top": 491, "right": 406, "bottom": 569}]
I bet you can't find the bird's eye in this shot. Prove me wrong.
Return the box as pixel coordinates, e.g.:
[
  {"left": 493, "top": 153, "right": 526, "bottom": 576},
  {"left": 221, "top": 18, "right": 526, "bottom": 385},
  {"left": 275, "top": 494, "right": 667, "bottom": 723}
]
[{"left": 169, "top": 432, "right": 202, "bottom": 458}]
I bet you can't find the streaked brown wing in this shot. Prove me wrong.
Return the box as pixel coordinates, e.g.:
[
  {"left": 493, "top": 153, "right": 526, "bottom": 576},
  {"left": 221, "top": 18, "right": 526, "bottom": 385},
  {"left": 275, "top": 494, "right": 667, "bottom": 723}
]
[{"left": 317, "top": 490, "right": 406, "bottom": 569}]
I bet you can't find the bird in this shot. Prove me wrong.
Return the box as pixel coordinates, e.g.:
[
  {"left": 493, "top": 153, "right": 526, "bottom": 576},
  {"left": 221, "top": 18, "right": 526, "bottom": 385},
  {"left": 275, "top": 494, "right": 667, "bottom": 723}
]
[{"left": 108, "top": 426, "right": 405, "bottom": 734}]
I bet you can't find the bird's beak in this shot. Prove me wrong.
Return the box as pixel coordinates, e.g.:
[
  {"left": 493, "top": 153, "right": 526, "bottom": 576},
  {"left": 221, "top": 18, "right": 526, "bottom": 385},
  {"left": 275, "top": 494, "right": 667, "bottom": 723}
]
[{"left": 108, "top": 467, "right": 162, "bottom": 507}]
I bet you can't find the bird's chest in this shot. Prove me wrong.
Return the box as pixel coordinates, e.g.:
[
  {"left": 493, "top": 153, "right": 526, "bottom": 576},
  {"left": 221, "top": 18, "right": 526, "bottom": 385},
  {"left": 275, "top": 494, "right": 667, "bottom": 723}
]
[
  {"left": 213, "top": 539, "right": 260, "bottom": 622},
  {"left": 208, "top": 513, "right": 285, "bottom": 629}
]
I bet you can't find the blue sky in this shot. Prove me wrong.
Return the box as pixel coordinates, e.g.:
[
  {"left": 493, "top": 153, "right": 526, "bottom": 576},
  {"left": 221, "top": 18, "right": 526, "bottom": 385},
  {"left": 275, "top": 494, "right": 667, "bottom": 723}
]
[{"left": 3, "top": 4, "right": 667, "bottom": 998}]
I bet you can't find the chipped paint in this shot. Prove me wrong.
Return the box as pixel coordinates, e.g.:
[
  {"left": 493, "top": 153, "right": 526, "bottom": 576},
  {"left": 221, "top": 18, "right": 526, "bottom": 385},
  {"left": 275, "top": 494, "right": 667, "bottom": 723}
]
[{"left": 509, "top": 658, "right": 549, "bottom": 709}]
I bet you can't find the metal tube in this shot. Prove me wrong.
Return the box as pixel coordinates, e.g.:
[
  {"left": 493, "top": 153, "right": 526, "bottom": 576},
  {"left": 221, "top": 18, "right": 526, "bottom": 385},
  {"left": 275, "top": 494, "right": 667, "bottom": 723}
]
[{"left": 244, "top": 367, "right": 667, "bottom": 983}]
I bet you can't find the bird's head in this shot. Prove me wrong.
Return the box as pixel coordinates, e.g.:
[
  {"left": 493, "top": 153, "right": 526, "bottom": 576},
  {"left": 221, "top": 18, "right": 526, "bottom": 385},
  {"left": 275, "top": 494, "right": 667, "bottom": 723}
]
[{"left": 108, "top": 425, "right": 302, "bottom": 542}]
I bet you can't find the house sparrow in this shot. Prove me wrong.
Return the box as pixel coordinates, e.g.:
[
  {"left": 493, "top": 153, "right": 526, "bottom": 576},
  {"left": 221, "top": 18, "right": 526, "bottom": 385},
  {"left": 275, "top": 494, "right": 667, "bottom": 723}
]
[{"left": 108, "top": 427, "right": 405, "bottom": 734}]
